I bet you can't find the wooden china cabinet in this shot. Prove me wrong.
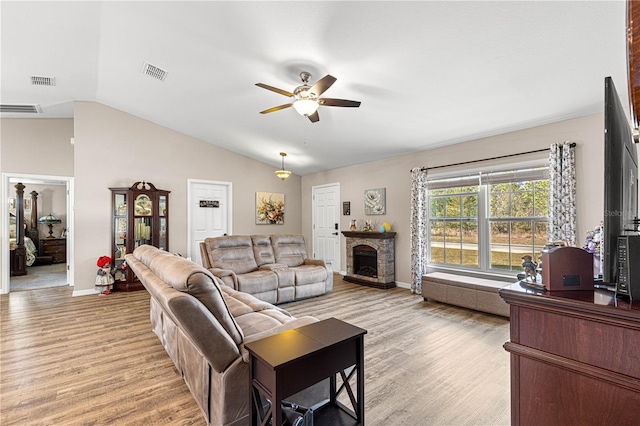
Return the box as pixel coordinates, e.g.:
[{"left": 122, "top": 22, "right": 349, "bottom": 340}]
[{"left": 110, "top": 181, "right": 170, "bottom": 291}]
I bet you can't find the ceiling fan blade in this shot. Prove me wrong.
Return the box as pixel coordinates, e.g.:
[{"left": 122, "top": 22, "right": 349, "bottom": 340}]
[
  {"left": 307, "top": 111, "right": 320, "bottom": 123},
  {"left": 255, "top": 83, "right": 295, "bottom": 98},
  {"left": 310, "top": 75, "right": 337, "bottom": 96},
  {"left": 260, "top": 103, "right": 293, "bottom": 114},
  {"left": 319, "top": 98, "right": 361, "bottom": 108}
]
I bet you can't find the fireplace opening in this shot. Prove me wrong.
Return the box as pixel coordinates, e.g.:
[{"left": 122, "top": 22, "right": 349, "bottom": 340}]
[{"left": 353, "top": 245, "right": 377, "bottom": 278}]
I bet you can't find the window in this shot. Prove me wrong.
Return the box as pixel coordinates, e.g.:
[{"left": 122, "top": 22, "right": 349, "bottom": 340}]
[{"left": 427, "top": 167, "right": 549, "bottom": 274}]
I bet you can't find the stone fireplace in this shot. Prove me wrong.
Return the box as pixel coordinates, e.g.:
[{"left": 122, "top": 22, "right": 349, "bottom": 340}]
[{"left": 342, "top": 231, "right": 396, "bottom": 289}]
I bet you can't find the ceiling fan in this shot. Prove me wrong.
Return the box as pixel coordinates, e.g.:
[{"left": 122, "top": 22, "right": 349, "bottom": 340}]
[{"left": 256, "top": 71, "right": 361, "bottom": 123}]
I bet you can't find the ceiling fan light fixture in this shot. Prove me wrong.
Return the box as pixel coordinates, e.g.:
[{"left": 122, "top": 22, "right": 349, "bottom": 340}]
[
  {"left": 293, "top": 99, "right": 319, "bottom": 116},
  {"left": 275, "top": 152, "right": 292, "bottom": 181}
]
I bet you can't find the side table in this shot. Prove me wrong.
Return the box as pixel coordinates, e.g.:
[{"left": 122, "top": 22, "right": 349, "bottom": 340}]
[{"left": 245, "top": 317, "right": 367, "bottom": 425}]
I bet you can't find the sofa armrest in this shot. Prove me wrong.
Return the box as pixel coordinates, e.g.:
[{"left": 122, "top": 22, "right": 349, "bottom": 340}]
[
  {"left": 303, "top": 258, "right": 325, "bottom": 267},
  {"left": 304, "top": 258, "right": 332, "bottom": 274},
  {"left": 208, "top": 268, "right": 238, "bottom": 289},
  {"left": 209, "top": 267, "right": 235, "bottom": 277},
  {"left": 239, "top": 316, "right": 319, "bottom": 362},
  {"left": 199, "top": 242, "right": 212, "bottom": 269},
  {"left": 167, "top": 294, "right": 241, "bottom": 373}
]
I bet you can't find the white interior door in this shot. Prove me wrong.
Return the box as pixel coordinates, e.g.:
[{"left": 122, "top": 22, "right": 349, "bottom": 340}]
[
  {"left": 312, "top": 183, "right": 340, "bottom": 272},
  {"left": 188, "top": 180, "right": 232, "bottom": 266}
]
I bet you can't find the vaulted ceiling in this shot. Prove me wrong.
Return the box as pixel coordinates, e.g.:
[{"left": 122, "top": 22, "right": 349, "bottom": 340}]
[{"left": 1, "top": 1, "right": 629, "bottom": 175}]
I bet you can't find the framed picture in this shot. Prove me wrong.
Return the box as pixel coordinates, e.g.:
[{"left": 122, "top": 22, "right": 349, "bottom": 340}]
[
  {"left": 256, "top": 192, "right": 285, "bottom": 224},
  {"left": 343, "top": 201, "right": 351, "bottom": 216},
  {"left": 364, "top": 188, "right": 386, "bottom": 215},
  {"left": 8, "top": 198, "right": 30, "bottom": 210}
]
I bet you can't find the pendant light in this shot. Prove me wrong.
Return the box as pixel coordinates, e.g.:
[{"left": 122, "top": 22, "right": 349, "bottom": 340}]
[{"left": 275, "top": 152, "right": 291, "bottom": 181}]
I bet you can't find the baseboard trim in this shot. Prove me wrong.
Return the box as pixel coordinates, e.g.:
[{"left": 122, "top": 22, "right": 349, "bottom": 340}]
[
  {"left": 395, "top": 281, "right": 411, "bottom": 290},
  {"left": 72, "top": 288, "right": 100, "bottom": 297}
]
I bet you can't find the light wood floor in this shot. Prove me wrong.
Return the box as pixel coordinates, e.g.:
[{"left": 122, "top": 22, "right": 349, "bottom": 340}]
[{"left": 1, "top": 276, "right": 511, "bottom": 425}]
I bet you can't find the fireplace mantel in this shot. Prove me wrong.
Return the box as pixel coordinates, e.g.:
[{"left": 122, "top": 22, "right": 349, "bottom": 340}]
[
  {"left": 342, "top": 231, "right": 396, "bottom": 289},
  {"left": 341, "top": 231, "right": 396, "bottom": 239}
]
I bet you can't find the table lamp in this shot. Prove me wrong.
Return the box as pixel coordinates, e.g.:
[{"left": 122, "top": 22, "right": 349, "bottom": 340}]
[{"left": 39, "top": 213, "right": 62, "bottom": 238}]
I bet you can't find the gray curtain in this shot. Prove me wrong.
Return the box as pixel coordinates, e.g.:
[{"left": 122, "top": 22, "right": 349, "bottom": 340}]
[
  {"left": 548, "top": 142, "right": 577, "bottom": 246},
  {"left": 410, "top": 167, "right": 428, "bottom": 294}
]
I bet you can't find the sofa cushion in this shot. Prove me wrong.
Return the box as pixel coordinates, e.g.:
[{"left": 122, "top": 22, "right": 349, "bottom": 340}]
[
  {"left": 236, "top": 270, "right": 279, "bottom": 295},
  {"left": 205, "top": 235, "right": 258, "bottom": 274},
  {"left": 290, "top": 265, "right": 327, "bottom": 286},
  {"left": 271, "top": 234, "right": 308, "bottom": 267},
  {"left": 234, "top": 310, "right": 299, "bottom": 338},
  {"left": 132, "top": 245, "right": 244, "bottom": 345},
  {"left": 220, "top": 285, "right": 287, "bottom": 317},
  {"left": 251, "top": 234, "right": 276, "bottom": 266}
]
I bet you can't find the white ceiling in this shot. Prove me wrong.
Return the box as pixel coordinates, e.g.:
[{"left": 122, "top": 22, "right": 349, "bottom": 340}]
[{"left": 1, "top": 1, "right": 630, "bottom": 175}]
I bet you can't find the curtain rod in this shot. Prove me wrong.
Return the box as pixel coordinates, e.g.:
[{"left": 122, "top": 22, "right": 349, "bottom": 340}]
[{"left": 415, "top": 143, "right": 576, "bottom": 172}]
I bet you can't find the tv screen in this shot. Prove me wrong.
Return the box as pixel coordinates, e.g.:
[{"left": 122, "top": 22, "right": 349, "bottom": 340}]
[{"left": 603, "top": 77, "right": 639, "bottom": 285}]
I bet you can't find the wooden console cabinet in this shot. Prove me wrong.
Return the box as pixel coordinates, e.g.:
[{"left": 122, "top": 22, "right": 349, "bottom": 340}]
[
  {"left": 40, "top": 238, "right": 67, "bottom": 264},
  {"left": 499, "top": 284, "right": 640, "bottom": 425}
]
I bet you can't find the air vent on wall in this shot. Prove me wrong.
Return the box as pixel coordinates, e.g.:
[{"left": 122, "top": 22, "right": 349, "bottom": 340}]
[
  {"left": 31, "top": 76, "right": 56, "bottom": 86},
  {"left": 0, "top": 104, "right": 42, "bottom": 113},
  {"left": 142, "top": 62, "right": 168, "bottom": 82}
]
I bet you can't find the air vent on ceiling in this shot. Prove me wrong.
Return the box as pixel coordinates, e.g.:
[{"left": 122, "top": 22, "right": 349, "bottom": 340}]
[
  {"left": 0, "top": 104, "right": 42, "bottom": 113},
  {"left": 31, "top": 76, "right": 56, "bottom": 86},
  {"left": 142, "top": 62, "right": 168, "bottom": 82}
]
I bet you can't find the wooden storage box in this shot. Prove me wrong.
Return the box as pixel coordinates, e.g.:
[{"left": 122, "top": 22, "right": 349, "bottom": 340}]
[{"left": 541, "top": 246, "right": 594, "bottom": 291}]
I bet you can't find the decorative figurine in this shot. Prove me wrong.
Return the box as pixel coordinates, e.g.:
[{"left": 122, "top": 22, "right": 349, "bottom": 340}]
[
  {"left": 350, "top": 219, "right": 357, "bottom": 231},
  {"left": 521, "top": 255, "right": 538, "bottom": 282},
  {"left": 362, "top": 220, "right": 373, "bottom": 232},
  {"left": 95, "top": 255, "right": 115, "bottom": 295}
]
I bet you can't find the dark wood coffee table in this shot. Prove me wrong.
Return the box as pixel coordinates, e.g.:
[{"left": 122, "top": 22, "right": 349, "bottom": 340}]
[{"left": 245, "top": 317, "right": 367, "bottom": 425}]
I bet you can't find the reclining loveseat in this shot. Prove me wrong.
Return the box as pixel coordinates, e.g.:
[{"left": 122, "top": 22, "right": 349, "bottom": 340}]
[{"left": 200, "top": 234, "right": 333, "bottom": 304}]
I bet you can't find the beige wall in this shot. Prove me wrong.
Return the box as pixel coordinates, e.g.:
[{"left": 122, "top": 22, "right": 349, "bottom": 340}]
[
  {"left": 3, "top": 109, "right": 637, "bottom": 292},
  {"left": 72, "top": 102, "right": 301, "bottom": 292},
  {"left": 1, "top": 118, "right": 74, "bottom": 175},
  {"left": 302, "top": 113, "right": 609, "bottom": 285}
]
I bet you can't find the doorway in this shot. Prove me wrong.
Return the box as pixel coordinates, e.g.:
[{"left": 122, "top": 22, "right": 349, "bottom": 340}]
[
  {"left": 2, "top": 173, "right": 74, "bottom": 294},
  {"left": 312, "top": 182, "right": 341, "bottom": 273},
  {"left": 187, "top": 179, "right": 232, "bottom": 266}
]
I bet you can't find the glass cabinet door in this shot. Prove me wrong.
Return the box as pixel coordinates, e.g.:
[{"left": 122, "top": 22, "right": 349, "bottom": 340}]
[
  {"left": 159, "top": 195, "right": 167, "bottom": 250},
  {"left": 134, "top": 217, "right": 153, "bottom": 248},
  {"left": 113, "top": 192, "right": 128, "bottom": 282}
]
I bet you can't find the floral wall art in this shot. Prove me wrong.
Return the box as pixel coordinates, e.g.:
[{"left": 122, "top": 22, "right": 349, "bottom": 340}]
[
  {"left": 364, "top": 188, "right": 386, "bottom": 215},
  {"left": 256, "top": 192, "right": 285, "bottom": 224}
]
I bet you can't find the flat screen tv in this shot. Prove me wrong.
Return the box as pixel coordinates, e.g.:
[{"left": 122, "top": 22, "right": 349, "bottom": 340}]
[{"left": 603, "top": 77, "right": 639, "bottom": 285}]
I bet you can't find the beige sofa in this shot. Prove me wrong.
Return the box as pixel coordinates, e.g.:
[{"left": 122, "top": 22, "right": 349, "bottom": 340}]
[
  {"left": 200, "top": 234, "right": 333, "bottom": 304},
  {"left": 126, "top": 245, "right": 324, "bottom": 426}
]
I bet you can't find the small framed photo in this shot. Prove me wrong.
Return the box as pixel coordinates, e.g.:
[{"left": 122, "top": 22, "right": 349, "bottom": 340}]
[{"left": 343, "top": 201, "right": 351, "bottom": 216}]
